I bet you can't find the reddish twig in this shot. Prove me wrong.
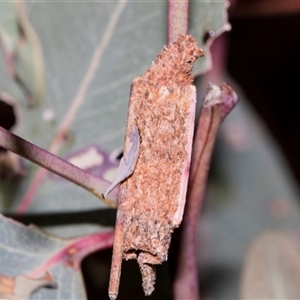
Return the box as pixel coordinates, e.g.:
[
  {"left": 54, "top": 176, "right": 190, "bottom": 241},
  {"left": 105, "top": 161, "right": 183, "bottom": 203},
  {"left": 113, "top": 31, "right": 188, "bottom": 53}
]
[
  {"left": 29, "top": 230, "right": 114, "bottom": 278},
  {"left": 174, "top": 83, "right": 238, "bottom": 299},
  {"left": 168, "top": 0, "right": 189, "bottom": 44},
  {"left": 0, "top": 126, "right": 118, "bottom": 210}
]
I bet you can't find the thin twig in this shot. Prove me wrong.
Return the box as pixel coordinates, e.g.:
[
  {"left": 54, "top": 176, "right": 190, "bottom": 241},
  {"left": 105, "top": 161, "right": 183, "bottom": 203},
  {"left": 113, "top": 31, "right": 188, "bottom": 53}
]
[
  {"left": 29, "top": 230, "right": 114, "bottom": 278},
  {"left": 174, "top": 83, "right": 238, "bottom": 300},
  {"left": 168, "top": 0, "right": 189, "bottom": 44},
  {"left": 0, "top": 126, "right": 117, "bottom": 208}
]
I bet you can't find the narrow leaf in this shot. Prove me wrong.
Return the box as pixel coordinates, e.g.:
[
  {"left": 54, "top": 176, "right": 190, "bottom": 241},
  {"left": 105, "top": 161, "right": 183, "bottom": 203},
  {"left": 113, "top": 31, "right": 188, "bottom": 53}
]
[{"left": 103, "top": 123, "right": 140, "bottom": 198}]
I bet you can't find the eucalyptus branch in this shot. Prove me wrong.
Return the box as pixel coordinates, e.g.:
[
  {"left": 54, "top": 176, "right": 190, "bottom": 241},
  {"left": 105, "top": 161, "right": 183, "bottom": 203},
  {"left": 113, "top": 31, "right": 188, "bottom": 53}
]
[
  {"left": 168, "top": 0, "right": 189, "bottom": 44},
  {"left": 0, "top": 126, "right": 117, "bottom": 208},
  {"left": 174, "top": 83, "right": 238, "bottom": 300}
]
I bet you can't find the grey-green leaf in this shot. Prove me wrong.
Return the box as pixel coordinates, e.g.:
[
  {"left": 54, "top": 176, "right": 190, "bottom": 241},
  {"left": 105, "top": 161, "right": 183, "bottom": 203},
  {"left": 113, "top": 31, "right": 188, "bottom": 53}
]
[
  {"left": 0, "top": 214, "right": 114, "bottom": 299},
  {"left": 0, "top": 272, "right": 57, "bottom": 300},
  {"left": 190, "top": 0, "right": 230, "bottom": 74},
  {"left": 0, "top": 0, "right": 44, "bottom": 107}
]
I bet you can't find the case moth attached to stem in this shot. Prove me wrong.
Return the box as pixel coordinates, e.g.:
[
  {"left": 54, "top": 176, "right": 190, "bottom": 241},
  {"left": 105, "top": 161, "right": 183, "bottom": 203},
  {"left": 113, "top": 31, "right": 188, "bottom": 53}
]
[{"left": 109, "top": 34, "right": 204, "bottom": 300}]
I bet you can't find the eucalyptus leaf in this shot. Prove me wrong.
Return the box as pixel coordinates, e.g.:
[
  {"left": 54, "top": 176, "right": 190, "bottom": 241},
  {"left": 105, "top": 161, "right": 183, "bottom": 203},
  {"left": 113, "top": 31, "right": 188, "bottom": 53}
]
[
  {"left": 0, "top": 0, "right": 44, "bottom": 107},
  {"left": 0, "top": 272, "right": 57, "bottom": 300},
  {"left": 190, "top": 0, "right": 230, "bottom": 73},
  {"left": 0, "top": 214, "right": 113, "bottom": 299},
  {"left": 241, "top": 230, "right": 300, "bottom": 299}
]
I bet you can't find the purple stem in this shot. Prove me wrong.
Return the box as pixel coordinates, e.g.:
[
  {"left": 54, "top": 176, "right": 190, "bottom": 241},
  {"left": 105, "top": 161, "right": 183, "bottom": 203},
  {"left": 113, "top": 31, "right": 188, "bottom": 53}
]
[
  {"left": 0, "top": 126, "right": 117, "bottom": 208},
  {"left": 174, "top": 83, "right": 238, "bottom": 299},
  {"left": 168, "top": 0, "right": 189, "bottom": 44}
]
